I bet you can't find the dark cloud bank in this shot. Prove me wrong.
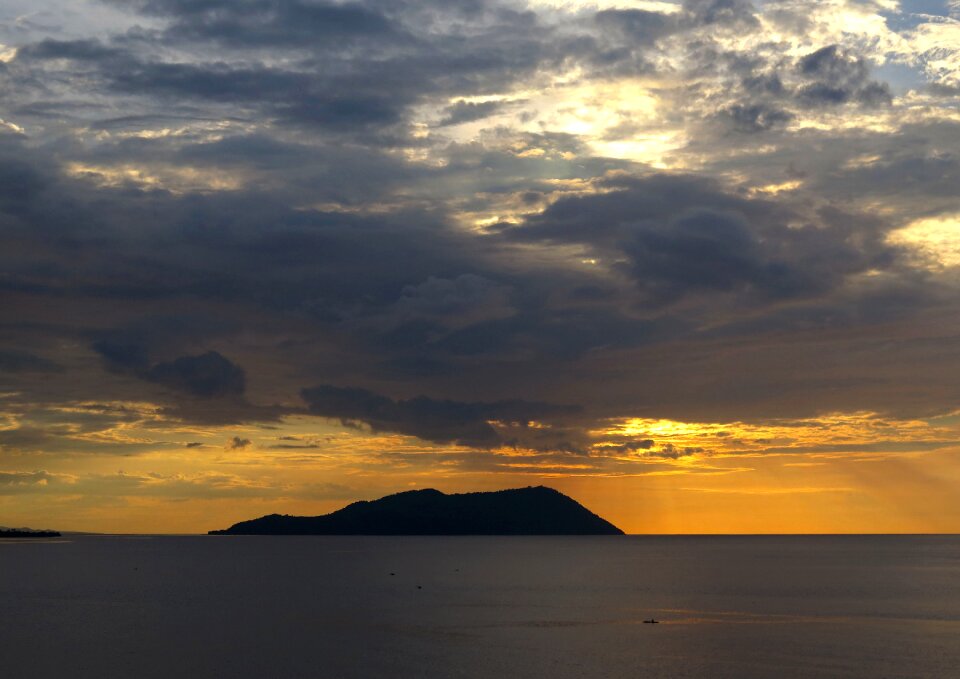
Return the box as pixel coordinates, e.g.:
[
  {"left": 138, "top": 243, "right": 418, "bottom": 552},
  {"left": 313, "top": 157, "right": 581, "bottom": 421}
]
[{"left": 1, "top": 0, "right": 958, "bottom": 455}]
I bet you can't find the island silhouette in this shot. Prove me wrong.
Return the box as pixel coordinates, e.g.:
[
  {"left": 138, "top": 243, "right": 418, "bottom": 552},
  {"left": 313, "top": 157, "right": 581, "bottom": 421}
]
[
  {"left": 0, "top": 528, "right": 61, "bottom": 538},
  {"left": 209, "top": 486, "right": 624, "bottom": 535}
]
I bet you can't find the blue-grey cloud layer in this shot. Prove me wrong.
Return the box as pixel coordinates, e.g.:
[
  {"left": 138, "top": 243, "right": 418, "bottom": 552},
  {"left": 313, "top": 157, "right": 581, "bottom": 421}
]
[{"left": 1, "top": 0, "right": 959, "bottom": 452}]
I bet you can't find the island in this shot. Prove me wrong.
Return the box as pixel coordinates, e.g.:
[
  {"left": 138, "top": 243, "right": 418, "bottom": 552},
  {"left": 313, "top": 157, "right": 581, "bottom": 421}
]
[
  {"left": 0, "top": 528, "right": 61, "bottom": 538},
  {"left": 209, "top": 486, "right": 624, "bottom": 535}
]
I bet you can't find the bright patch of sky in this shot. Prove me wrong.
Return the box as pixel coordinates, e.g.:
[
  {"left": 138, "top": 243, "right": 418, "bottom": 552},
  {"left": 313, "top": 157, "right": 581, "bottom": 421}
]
[{"left": 0, "top": 0, "right": 153, "bottom": 45}]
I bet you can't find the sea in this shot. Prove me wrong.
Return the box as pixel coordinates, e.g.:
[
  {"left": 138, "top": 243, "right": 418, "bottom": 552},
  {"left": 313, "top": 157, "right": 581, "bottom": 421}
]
[{"left": 2, "top": 535, "right": 959, "bottom": 678}]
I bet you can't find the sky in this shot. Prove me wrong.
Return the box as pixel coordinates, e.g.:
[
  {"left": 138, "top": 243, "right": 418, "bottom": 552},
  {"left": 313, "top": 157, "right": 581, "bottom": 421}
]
[{"left": 1, "top": 0, "right": 960, "bottom": 534}]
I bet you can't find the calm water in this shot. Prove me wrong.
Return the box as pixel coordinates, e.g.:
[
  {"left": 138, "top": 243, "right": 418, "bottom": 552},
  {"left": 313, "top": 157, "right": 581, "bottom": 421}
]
[{"left": 2, "top": 535, "right": 959, "bottom": 678}]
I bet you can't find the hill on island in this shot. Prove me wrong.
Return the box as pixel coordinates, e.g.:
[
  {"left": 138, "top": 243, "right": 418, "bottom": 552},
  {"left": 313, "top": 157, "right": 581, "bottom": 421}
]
[{"left": 209, "top": 486, "right": 624, "bottom": 535}]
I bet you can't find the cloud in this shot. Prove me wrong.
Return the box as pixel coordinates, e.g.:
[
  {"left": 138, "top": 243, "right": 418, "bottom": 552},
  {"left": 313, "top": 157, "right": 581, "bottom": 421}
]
[
  {"left": 0, "top": 0, "right": 957, "bottom": 468},
  {"left": 0, "top": 470, "right": 60, "bottom": 493},
  {"left": 92, "top": 341, "right": 150, "bottom": 374},
  {"left": 502, "top": 173, "right": 899, "bottom": 305},
  {"left": 148, "top": 352, "right": 246, "bottom": 398},
  {"left": 131, "top": 0, "right": 400, "bottom": 48},
  {"left": 438, "top": 100, "right": 505, "bottom": 127},
  {"left": 655, "top": 443, "right": 706, "bottom": 459},
  {"left": 301, "top": 384, "right": 579, "bottom": 446},
  {"left": 0, "top": 350, "right": 62, "bottom": 373},
  {"left": 796, "top": 45, "right": 892, "bottom": 107},
  {"left": 92, "top": 342, "right": 245, "bottom": 398},
  {"left": 594, "top": 8, "right": 679, "bottom": 43},
  {"left": 11, "top": 0, "right": 573, "bottom": 142},
  {"left": 226, "top": 436, "right": 251, "bottom": 450},
  {"left": 723, "top": 103, "right": 794, "bottom": 133},
  {"left": 683, "top": 0, "right": 759, "bottom": 27},
  {"left": 599, "top": 438, "right": 656, "bottom": 454}
]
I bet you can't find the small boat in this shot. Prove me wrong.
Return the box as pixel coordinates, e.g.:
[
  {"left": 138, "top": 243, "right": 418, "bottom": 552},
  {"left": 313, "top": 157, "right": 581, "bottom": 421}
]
[{"left": 643, "top": 618, "right": 659, "bottom": 624}]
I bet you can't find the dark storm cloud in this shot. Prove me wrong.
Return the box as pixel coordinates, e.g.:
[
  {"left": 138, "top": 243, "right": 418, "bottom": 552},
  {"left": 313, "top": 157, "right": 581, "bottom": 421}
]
[
  {"left": 593, "top": 0, "right": 756, "bottom": 42},
  {"left": 93, "top": 341, "right": 245, "bottom": 398},
  {"left": 585, "top": 7, "right": 682, "bottom": 77},
  {"left": 0, "top": 107, "right": 939, "bottom": 438},
  {"left": 503, "top": 173, "right": 898, "bottom": 304},
  {"left": 301, "top": 384, "right": 579, "bottom": 446},
  {"left": 148, "top": 351, "right": 246, "bottom": 398},
  {"left": 682, "top": 0, "right": 759, "bottom": 27},
  {"left": 140, "top": 132, "right": 420, "bottom": 205},
  {"left": 0, "top": 0, "right": 957, "bottom": 458},
  {"left": 806, "top": 120, "right": 960, "bottom": 209},
  {"left": 0, "top": 130, "right": 475, "bottom": 313},
  {"left": 0, "top": 126, "right": 623, "bottom": 427},
  {"left": 18, "top": 38, "right": 124, "bottom": 61},
  {"left": 438, "top": 100, "right": 504, "bottom": 127},
  {"left": 723, "top": 103, "right": 794, "bottom": 133},
  {"left": 673, "top": 39, "right": 893, "bottom": 137},
  {"left": 88, "top": 316, "right": 242, "bottom": 362},
  {"left": 92, "top": 340, "right": 150, "bottom": 374},
  {"left": 796, "top": 45, "right": 892, "bottom": 107},
  {"left": 15, "top": 43, "right": 408, "bottom": 134},
  {"left": 11, "top": 0, "right": 582, "bottom": 141},
  {"left": 500, "top": 174, "right": 748, "bottom": 244},
  {"left": 594, "top": 8, "right": 678, "bottom": 43},
  {"left": 617, "top": 209, "right": 824, "bottom": 302},
  {"left": 0, "top": 350, "right": 62, "bottom": 373},
  {"left": 129, "top": 0, "right": 401, "bottom": 47},
  {"left": 0, "top": 141, "right": 51, "bottom": 206},
  {"left": 429, "top": 305, "right": 660, "bottom": 361}
]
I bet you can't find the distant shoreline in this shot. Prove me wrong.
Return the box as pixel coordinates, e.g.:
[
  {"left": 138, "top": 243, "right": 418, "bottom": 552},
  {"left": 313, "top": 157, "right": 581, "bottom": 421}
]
[{"left": 0, "top": 530, "right": 62, "bottom": 538}]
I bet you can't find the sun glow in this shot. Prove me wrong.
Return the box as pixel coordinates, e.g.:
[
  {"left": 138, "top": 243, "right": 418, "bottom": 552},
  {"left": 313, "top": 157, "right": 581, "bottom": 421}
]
[
  {"left": 888, "top": 214, "right": 960, "bottom": 268},
  {"left": 592, "top": 411, "right": 954, "bottom": 460}
]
